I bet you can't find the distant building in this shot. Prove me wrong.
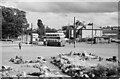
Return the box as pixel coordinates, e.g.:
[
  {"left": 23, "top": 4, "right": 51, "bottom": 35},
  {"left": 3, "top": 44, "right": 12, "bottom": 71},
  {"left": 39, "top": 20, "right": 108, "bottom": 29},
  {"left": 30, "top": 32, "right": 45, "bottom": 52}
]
[
  {"left": 102, "top": 26, "right": 119, "bottom": 39},
  {"left": 32, "top": 33, "right": 39, "bottom": 41},
  {"left": 63, "top": 25, "right": 102, "bottom": 39},
  {"left": 18, "top": 34, "right": 31, "bottom": 43},
  {"left": 18, "top": 33, "right": 39, "bottom": 44}
]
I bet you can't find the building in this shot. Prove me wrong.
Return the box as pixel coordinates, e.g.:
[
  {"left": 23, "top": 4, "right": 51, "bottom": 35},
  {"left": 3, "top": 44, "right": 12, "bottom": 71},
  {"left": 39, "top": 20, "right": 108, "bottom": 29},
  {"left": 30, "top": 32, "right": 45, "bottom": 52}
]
[
  {"left": 18, "top": 34, "right": 31, "bottom": 43},
  {"left": 102, "top": 26, "right": 119, "bottom": 39},
  {"left": 64, "top": 25, "right": 102, "bottom": 39},
  {"left": 18, "top": 33, "right": 39, "bottom": 44}
]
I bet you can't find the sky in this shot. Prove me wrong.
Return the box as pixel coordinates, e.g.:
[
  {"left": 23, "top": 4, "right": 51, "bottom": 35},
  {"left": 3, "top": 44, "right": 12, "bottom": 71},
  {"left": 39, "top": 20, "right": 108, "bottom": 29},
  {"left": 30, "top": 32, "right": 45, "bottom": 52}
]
[{"left": 0, "top": 0, "right": 119, "bottom": 29}]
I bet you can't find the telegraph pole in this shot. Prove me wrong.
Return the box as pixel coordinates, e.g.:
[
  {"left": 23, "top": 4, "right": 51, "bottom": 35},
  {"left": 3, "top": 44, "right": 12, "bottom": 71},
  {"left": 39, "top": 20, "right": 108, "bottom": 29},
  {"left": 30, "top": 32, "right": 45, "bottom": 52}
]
[
  {"left": 30, "top": 23, "right": 33, "bottom": 45},
  {"left": 74, "top": 17, "right": 76, "bottom": 48},
  {"left": 91, "top": 23, "right": 93, "bottom": 45}
]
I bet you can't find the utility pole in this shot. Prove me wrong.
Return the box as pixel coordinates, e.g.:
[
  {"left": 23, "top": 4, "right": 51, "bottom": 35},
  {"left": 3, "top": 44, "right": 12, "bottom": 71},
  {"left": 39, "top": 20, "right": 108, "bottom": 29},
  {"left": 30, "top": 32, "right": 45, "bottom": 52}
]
[
  {"left": 91, "top": 23, "right": 93, "bottom": 45},
  {"left": 74, "top": 17, "right": 76, "bottom": 48},
  {"left": 22, "top": 27, "right": 24, "bottom": 43},
  {"left": 30, "top": 23, "right": 33, "bottom": 45}
]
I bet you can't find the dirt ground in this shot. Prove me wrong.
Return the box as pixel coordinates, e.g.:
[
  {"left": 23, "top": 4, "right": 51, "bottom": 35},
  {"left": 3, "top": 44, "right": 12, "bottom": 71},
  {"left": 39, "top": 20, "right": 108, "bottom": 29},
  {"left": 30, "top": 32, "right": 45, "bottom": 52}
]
[{"left": 1, "top": 41, "right": 118, "bottom": 64}]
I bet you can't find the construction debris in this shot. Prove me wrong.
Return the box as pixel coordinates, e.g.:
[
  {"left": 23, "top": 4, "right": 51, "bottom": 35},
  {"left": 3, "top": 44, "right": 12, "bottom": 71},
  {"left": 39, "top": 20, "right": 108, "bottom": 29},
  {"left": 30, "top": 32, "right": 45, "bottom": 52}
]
[
  {"left": 51, "top": 51, "right": 118, "bottom": 78},
  {"left": 9, "top": 56, "right": 46, "bottom": 64},
  {"left": 5, "top": 56, "right": 69, "bottom": 77}
]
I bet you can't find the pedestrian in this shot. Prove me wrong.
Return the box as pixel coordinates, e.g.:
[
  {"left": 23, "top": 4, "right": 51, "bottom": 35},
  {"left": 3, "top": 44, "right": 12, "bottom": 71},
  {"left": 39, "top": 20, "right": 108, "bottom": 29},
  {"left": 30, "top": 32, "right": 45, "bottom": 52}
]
[
  {"left": 19, "top": 42, "right": 21, "bottom": 50},
  {"left": 12, "top": 39, "right": 13, "bottom": 43}
]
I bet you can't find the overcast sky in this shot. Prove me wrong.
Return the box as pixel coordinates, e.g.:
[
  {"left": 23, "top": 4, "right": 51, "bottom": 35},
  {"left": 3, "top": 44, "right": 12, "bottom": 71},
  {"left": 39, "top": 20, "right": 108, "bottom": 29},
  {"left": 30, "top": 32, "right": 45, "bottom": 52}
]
[{"left": 0, "top": 0, "right": 119, "bottom": 29}]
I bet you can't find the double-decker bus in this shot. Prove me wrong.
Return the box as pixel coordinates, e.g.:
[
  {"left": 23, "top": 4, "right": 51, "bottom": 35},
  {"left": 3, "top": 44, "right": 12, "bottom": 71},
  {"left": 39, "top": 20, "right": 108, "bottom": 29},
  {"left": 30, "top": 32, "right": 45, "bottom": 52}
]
[{"left": 43, "top": 33, "right": 66, "bottom": 46}]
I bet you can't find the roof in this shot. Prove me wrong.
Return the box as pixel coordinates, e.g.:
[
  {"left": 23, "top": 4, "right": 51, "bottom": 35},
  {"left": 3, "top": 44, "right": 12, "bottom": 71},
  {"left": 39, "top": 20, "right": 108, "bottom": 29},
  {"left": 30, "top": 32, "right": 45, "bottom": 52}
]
[{"left": 45, "top": 32, "right": 64, "bottom": 35}]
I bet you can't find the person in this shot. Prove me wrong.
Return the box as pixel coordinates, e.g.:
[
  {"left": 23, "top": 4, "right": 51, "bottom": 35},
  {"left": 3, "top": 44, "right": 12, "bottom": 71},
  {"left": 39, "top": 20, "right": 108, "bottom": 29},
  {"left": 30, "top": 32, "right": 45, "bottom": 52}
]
[
  {"left": 19, "top": 42, "right": 21, "bottom": 50},
  {"left": 11, "top": 39, "right": 13, "bottom": 43}
]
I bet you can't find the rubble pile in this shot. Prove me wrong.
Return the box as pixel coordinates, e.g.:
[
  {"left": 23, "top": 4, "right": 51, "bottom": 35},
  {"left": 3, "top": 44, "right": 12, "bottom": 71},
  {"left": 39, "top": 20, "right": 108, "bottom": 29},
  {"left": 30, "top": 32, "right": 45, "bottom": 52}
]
[
  {"left": 25, "top": 56, "right": 46, "bottom": 64},
  {"left": 2, "top": 56, "right": 69, "bottom": 77},
  {"left": 9, "top": 56, "right": 46, "bottom": 64},
  {"left": 27, "top": 63, "right": 68, "bottom": 77},
  {"left": 0, "top": 65, "right": 26, "bottom": 77},
  {"left": 9, "top": 56, "right": 24, "bottom": 64},
  {"left": 51, "top": 51, "right": 119, "bottom": 78},
  {"left": 23, "top": 57, "right": 69, "bottom": 77}
]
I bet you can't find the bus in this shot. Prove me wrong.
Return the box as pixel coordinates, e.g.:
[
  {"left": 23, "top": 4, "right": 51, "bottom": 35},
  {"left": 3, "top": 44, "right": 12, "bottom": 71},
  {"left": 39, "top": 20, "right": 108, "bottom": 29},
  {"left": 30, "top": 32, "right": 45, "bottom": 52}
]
[{"left": 43, "top": 33, "right": 66, "bottom": 46}]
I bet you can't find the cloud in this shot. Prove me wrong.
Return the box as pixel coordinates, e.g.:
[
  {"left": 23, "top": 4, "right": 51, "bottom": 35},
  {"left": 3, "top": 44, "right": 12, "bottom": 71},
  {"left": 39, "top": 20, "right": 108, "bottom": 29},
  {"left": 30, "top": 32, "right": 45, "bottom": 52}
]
[
  {"left": 0, "top": 1, "right": 17, "bottom": 8},
  {"left": 17, "top": 0, "right": 119, "bottom": 2},
  {"left": 1, "top": 1, "right": 118, "bottom": 13},
  {"left": 26, "top": 12, "right": 118, "bottom": 29},
  {"left": 1, "top": 1, "right": 118, "bottom": 29},
  {"left": 16, "top": 2, "right": 118, "bottom": 13},
  {"left": 1, "top": 0, "right": 119, "bottom": 2}
]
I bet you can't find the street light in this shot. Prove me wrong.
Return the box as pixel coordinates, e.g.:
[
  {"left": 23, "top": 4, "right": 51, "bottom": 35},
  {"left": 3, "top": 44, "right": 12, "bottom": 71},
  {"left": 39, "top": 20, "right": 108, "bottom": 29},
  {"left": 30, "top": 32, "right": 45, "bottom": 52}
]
[
  {"left": 73, "top": 17, "right": 87, "bottom": 48},
  {"left": 30, "top": 23, "right": 33, "bottom": 45},
  {"left": 74, "top": 17, "right": 76, "bottom": 48}
]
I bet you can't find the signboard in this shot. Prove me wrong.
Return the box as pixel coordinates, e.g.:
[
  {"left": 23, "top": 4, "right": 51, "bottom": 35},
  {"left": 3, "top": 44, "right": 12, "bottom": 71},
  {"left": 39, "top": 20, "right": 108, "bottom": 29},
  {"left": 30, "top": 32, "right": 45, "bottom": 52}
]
[
  {"left": 32, "top": 33, "right": 39, "bottom": 38},
  {"left": 71, "top": 30, "right": 74, "bottom": 38}
]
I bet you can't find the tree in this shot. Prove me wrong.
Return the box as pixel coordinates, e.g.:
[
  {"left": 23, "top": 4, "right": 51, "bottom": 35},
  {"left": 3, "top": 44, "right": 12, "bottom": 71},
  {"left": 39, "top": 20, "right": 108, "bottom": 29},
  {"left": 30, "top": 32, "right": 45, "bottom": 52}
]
[
  {"left": 45, "top": 26, "right": 57, "bottom": 33},
  {"left": 2, "top": 6, "right": 29, "bottom": 39},
  {"left": 62, "top": 26, "right": 68, "bottom": 30},
  {"left": 37, "top": 19, "right": 45, "bottom": 38}
]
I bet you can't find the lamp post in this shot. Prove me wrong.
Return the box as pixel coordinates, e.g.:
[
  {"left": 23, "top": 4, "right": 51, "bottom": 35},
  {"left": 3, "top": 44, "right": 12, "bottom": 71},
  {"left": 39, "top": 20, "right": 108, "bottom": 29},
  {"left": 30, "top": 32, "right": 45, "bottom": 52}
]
[{"left": 30, "top": 23, "right": 33, "bottom": 45}]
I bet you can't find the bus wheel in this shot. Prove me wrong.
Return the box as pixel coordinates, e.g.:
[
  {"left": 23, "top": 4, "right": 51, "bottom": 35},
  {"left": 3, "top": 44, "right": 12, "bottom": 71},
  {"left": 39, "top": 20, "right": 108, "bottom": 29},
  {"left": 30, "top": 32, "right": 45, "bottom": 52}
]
[
  {"left": 59, "top": 42, "right": 61, "bottom": 47},
  {"left": 63, "top": 44, "right": 65, "bottom": 47}
]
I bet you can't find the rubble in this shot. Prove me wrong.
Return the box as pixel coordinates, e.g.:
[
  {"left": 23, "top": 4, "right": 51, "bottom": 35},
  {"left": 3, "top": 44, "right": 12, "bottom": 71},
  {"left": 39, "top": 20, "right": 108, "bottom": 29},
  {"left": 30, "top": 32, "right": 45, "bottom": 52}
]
[
  {"left": 9, "top": 56, "right": 46, "bottom": 64},
  {"left": 7, "top": 56, "right": 69, "bottom": 77},
  {"left": 1, "top": 65, "right": 13, "bottom": 72},
  {"left": 3, "top": 53, "right": 119, "bottom": 77},
  {"left": 9, "top": 56, "right": 24, "bottom": 64},
  {"left": 0, "top": 65, "right": 18, "bottom": 77},
  {"left": 106, "top": 56, "right": 117, "bottom": 62},
  {"left": 50, "top": 51, "right": 119, "bottom": 78}
]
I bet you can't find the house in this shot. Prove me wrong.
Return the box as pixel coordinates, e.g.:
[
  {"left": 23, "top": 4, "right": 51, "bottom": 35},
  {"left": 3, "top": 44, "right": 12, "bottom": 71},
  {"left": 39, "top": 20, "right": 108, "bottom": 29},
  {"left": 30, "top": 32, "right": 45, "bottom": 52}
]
[
  {"left": 63, "top": 25, "right": 102, "bottom": 40},
  {"left": 102, "top": 26, "right": 119, "bottom": 39}
]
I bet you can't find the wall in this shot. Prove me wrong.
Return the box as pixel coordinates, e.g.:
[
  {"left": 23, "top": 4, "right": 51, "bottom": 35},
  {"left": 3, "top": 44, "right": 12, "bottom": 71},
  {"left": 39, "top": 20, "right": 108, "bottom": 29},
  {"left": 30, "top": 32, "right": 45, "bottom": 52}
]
[{"left": 82, "top": 29, "right": 102, "bottom": 38}]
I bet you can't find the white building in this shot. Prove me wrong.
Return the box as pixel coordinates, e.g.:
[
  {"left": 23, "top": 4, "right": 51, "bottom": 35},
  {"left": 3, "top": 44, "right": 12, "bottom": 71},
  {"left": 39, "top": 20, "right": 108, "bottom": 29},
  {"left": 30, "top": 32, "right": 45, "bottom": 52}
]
[{"left": 82, "top": 29, "right": 102, "bottom": 38}]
